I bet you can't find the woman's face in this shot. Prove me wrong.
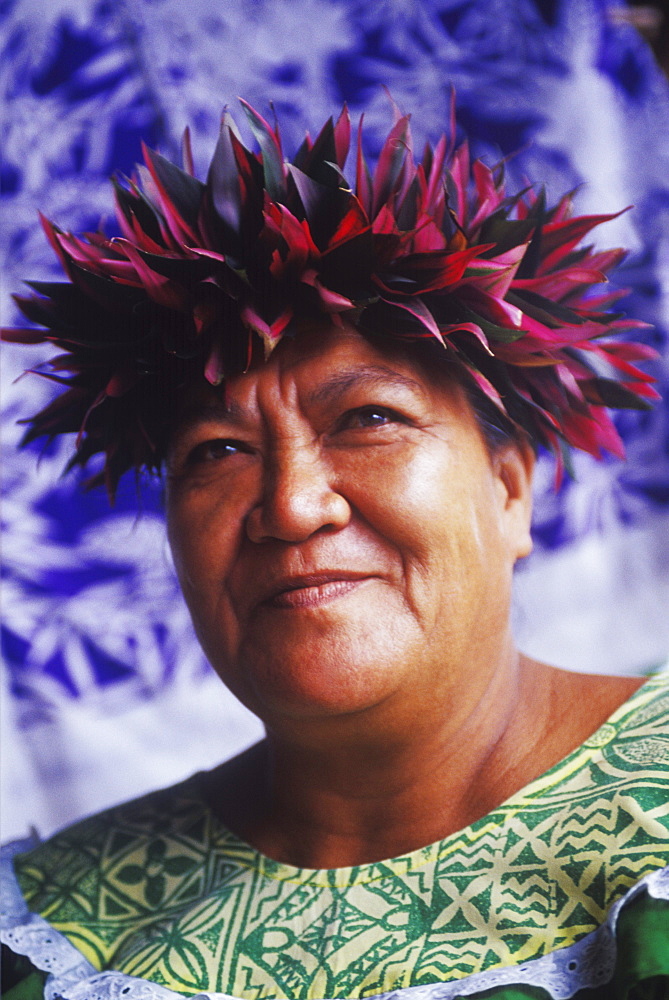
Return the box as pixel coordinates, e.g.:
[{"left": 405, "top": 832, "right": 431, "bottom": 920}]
[{"left": 166, "top": 323, "right": 533, "bottom": 730}]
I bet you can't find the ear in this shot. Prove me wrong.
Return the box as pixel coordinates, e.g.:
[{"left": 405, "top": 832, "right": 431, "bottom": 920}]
[{"left": 492, "top": 439, "right": 535, "bottom": 560}]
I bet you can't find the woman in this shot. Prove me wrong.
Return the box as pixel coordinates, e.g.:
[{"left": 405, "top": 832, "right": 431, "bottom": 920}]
[{"left": 2, "top": 101, "right": 667, "bottom": 999}]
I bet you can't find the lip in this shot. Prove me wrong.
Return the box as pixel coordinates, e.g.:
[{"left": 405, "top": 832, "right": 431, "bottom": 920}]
[{"left": 260, "top": 572, "right": 374, "bottom": 610}]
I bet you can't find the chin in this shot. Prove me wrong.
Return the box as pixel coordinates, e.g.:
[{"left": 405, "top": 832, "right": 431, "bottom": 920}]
[{"left": 216, "top": 624, "right": 410, "bottom": 723}]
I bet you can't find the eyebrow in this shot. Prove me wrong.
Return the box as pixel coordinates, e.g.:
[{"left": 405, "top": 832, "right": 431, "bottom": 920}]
[{"left": 171, "top": 395, "right": 245, "bottom": 439}]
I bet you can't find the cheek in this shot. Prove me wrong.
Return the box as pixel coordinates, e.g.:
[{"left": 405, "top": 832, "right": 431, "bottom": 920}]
[
  {"left": 353, "top": 443, "right": 507, "bottom": 606},
  {"left": 348, "top": 442, "right": 444, "bottom": 513},
  {"left": 165, "top": 485, "right": 250, "bottom": 644},
  {"left": 347, "top": 444, "right": 469, "bottom": 559},
  {"left": 167, "top": 467, "right": 255, "bottom": 569}
]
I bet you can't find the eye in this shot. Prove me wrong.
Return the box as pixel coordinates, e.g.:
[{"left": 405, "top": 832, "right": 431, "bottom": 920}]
[
  {"left": 339, "top": 406, "right": 405, "bottom": 430},
  {"left": 185, "top": 438, "right": 248, "bottom": 465}
]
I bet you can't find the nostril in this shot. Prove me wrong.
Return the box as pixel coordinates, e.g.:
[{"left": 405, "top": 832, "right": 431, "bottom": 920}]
[{"left": 246, "top": 484, "right": 350, "bottom": 544}]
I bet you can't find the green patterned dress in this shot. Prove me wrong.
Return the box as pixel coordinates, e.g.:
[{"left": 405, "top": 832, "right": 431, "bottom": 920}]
[{"left": 3, "top": 674, "right": 669, "bottom": 999}]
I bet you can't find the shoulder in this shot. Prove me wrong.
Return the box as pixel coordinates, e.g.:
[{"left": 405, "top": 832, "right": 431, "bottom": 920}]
[
  {"left": 12, "top": 773, "right": 212, "bottom": 910},
  {"left": 599, "top": 670, "right": 669, "bottom": 760},
  {"left": 545, "top": 670, "right": 669, "bottom": 796},
  {"left": 554, "top": 667, "right": 645, "bottom": 715},
  {"left": 537, "top": 662, "right": 659, "bottom": 755},
  {"left": 512, "top": 664, "right": 667, "bottom": 796},
  {"left": 573, "top": 669, "right": 669, "bottom": 737}
]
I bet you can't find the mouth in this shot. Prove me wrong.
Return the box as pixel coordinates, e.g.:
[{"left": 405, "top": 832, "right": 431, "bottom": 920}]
[{"left": 261, "top": 573, "right": 372, "bottom": 610}]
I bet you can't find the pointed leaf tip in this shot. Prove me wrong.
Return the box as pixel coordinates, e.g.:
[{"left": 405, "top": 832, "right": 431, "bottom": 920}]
[{"left": 238, "top": 98, "right": 286, "bottom": 201}]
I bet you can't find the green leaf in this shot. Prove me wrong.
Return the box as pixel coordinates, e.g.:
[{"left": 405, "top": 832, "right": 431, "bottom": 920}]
[
  {"left": 206, "top": 120, "right": 246, "bottom": 262},
  {"left": 163, "top": 855, "right": 198, "bottom": 876},
  {"left": 116, "top": 864, "right": 145, "bottom": 885},
  {"left": 372, "top": 114, "right": 412, "bottom": 215},
  {"left": 143, "top": 147, "right": 205, "bottom": 232},
  {"left": 145, "top": 874, "right": 166, "bottom": 907},
  {"left": 239, "top": 100, "right": 286, "bottom": 201},
  {"left": 288, "top": 166, "right": 354, "bottom": 248},
  {"left": 146, "top": 838, "right": 167, "bottom": 862},
  {"left": 112, "top": 177, "right": 165, "bottom": 246},
  {"left": 319, "top": 227, "right": 375, "bottom": 300},
  {"left": 477, "top": 215, "right": 537, "bottom": 258},
  {"left": 67, "top": 262, "right": 149, "bottom": 316},
  {"left": 582, "top": 378, "right": 654, "bottom": 410},
  {"left": 514, "top": 189, "right": 547, "bottom": 279},
  {"left": 293, "top": 115, "right": 341, "bottom": 186},
  {"left": 507, "top": 289, "right": 587, "bottom": 327},
  {"left": 129, "top": 248, "right": 217, "bottom": 284},
  {"left": 437, "top": 299, "right": 526, "bottom": 343}
]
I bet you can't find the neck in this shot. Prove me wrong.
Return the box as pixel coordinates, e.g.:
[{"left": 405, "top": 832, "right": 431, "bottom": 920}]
[
  {"left": 205, "top": 656, "right": 642, "bottom": 869},
  {"left": 213, "top": 647, "right": 534, "bottom": 866}
]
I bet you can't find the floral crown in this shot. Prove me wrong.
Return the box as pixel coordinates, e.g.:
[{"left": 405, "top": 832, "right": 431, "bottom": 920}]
[{"left": 3, "top": 99, "right": 658, "bottom": 497}]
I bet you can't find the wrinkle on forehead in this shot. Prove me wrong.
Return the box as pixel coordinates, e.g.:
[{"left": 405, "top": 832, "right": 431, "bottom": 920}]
[
  {"left": 175, "top": 362, "right": 431, "bottom": 433},
  {"left": 169, "top": 322, "right": 467, "bottom": 446},
  {"left": 307, "top": 366, "right": 426, "bottom": 407}
]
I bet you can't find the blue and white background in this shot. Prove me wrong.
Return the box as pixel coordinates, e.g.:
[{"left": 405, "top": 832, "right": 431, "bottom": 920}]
[{"left": 2, "top": 0, "right": 669, "bottom": 841}]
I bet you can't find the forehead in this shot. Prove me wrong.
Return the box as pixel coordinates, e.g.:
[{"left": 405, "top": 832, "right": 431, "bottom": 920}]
[{"left": 173, "top": 323, "right": 465, "bottom": 426}]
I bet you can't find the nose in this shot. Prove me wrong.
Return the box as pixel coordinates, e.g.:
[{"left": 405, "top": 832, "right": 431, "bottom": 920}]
[{"left": 245, "top": 439, "right": 351, "bottom": 543}]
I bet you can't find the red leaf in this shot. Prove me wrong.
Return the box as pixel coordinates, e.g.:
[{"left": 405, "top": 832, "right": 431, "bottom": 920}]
[
  {"left": 465, "top": 243, "right": 527, "bottom": 297},
  {"left": 142, "top": 142, "right": 202, "bottom": 246},
  {"left": 301, "top": 270, "right": 355, "bottom": 311},
  {"left": 599, "top": 341, "right": 658, "bottom": 362},
  {"left": 39, "top": 215, "right": 74, "bottom": 278},
  {"left": 589, "top": 343, "right": 657, "bottom": 382},
  {"left": 333, "top": 104, "right": 351, "bottom": 170},
  {"left": 458, "top": 287, "right": 524, "bottom": 329},
  {"left": 371, "top": 114, "right": 412, "bottom": 216},
  {"left": 376, "top": 246, "right": 483, "bottom": 296},
  {"left": 105, "top": 369, "right": 138, "bottom": 397},
  {"left": 410, "top": 216, "right": 448, "bottom": 253},
  {"left": 464, "top": 366, "right": 506, "bottom": 409},
  {"left": 440, "top": 321, "right": 493, "bottom": 354},
  {"left": 204, "top": 338, "right": 225, "bottom": 385},
  {"left": 449, "top": 142, "right": 470, "bottom": 225},
  {"left": 538, "top": 209, "right": 628, "bottom": 275},
  {"left": 327, "top": 199, "right": 370, "bottom": 248},
  {"left": 1, "top": 326, "right": 50, "bottom": 344},
  {"left": 378, "top": 295, "right": 441, "bottom": 338},
  {"left": 182, "top": 126, "right": 195, "bottom": 176},
  {"left": 115, "top": 240, "right": 188, "bottom": 309},
  {"left": 423, "top": 134, "right": 448, "bottom": 213},
  {"left": 372, "top": 203, "right": 399, "bottom": 235},
  {"left": 356, "top": 116, "right": 372, "bottom": 216}
]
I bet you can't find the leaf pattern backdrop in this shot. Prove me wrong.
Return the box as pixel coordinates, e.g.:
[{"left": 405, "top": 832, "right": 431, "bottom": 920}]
[{"left": 2, "top": 0, "right": 668, "bottom": 842}]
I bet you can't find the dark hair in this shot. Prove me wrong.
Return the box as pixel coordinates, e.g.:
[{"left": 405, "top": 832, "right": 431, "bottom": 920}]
[{"left": 464, "top": 383, "right": 527, "bottom": 454}]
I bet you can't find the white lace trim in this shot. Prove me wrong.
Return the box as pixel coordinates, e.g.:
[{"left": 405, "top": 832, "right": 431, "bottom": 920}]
[{"left": 2, "top": 839, "right": 667, "bottom": 1000}]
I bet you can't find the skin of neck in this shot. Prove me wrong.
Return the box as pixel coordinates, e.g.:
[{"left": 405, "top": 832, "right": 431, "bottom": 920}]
[
  {"left": 218, "top": 631, "right": 536, "bottom": 867},
  {"left": 261, "top": 647, "right": 529, "bottom": 866},
  {"left": 209, "top": 643, "right": 642, "bottom": 870}
]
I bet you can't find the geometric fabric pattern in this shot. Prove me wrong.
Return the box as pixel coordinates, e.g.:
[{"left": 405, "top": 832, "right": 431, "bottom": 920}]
[{"left": 14, "top": 674, "right": 669, "bottom": 998}]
